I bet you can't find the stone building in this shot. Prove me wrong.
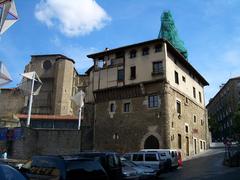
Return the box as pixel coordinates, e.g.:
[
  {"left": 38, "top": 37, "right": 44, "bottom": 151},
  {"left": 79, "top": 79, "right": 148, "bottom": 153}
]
[
  {"left": 8, "top": 54, "right": 93, "bottom": 128},
  {"left": 87, "top": 38, "right": 209, "bottom": 158},
  {"left": 0, "top": 54, "right": 94, "bottom": 157},
  {"left": 207, "top": 76, "right": 240, "bottom": 141}
]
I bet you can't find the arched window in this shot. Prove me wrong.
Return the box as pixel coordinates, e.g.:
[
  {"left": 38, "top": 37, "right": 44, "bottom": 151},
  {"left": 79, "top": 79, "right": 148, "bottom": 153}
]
[{"left": 144, "top": 135, "right": 159, "bottom": 149}]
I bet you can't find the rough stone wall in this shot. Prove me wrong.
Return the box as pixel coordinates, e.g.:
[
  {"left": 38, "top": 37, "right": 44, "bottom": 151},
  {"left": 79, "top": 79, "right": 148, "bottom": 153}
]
[
  {"left": 167, "top": 85, "right": 208, "bottom": 158},
  {"left": 53, "top": 59, "right": 74, "bottom": 115},
  {"left": 12, "top": 127, "right": 93, "bottom": 160},
  {"left": 0, "top": 89, "right": 24, "bottom": 120},
  {"left": 94, "top": 82, "right": 169, "bottom": 153}
]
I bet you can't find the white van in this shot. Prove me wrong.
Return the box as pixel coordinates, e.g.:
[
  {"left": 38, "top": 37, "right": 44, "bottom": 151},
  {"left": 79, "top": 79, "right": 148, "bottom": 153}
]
[
  {"left": 140, "top": 149, "right": 181, "bottom": 169},
  {"left": 123, "top": 152, "right": 165, "bottom": 175}
]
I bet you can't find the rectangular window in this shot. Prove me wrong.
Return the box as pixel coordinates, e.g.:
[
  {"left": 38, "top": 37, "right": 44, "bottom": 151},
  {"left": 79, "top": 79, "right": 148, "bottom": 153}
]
[
  {"left": 193, "top": 87, "right": 196, "bottom": 98},
  {"left": 142, "top": 47, "right": 149, "bottom": 56},
  {"left": 145, "top": 154, "right": 158, "bottom": 161},
  {"left": 178, "top": 134, "right": 182, "bottom": 149},
  {"left": 194, "top": 115, "right": 197, "bottom": 123},
  {"left": 130, "top": 66, "right": 136, "bottom": 80},
  {"left": 130, "top": 49, "right": 136, "bottom": 58},
  {"left": 199, "top": 91, "right": 202, "bottom": 103},
  {"left": 110, "top": 103, "right": 115, "bottom": 112},
  {"left": 185, "top": 125, "right": 189, "bottom": 133},
  {"left": 201, "top": 119, "right": 204, "bottom": 126},
  {"left": 182, "top": 76, "right": 186, "bottom": 82},
  {"left": 132, "top": 154, "right": 143, "bottom": 161},
  {"left": 176, "top": 100, "right": 181, "bottom": 114},
  {"left": 152, "top": 61, "right": 163, "bottom": 74},
  {"left": 155, "top": 44, "right": 162, "bottom": 52},
  {"left": 124, "top": 102, "right": 130, "bottom": 113},
  {"left": 148, "top": 95, "right": 159, "bottom": 108},
  {"left": 175, "top": 71, "right": 179, "bottom": 84},
  {"left": 117, "top": 69, "right": 124, "bottom": 81}
]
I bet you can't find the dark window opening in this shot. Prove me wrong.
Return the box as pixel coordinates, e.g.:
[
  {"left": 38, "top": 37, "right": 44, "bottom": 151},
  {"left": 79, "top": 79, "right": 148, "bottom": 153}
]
[
  {"left": 142, "top": 47, "right": 149, "bottom": 56},
  {"left": 130, "top": 50, "right": 137, "bottom": 58},
  {"left": 155, "top": 44, "right": 162, "bottom": 52},
  {"left": 175, "top": 71, "right": 179, "bottom": 84},
  {"left": 110, "top": 103, "right": 115, "bottom": 112},
  {"left": 152, "top": 61, "right": 163, "bottom": 75},
  {"left": 185, "top": 125, "right": 189, "bottom": 133},
  {"left": 193, "top": 87, "right": 196, "bottom": 98},
  {"left": 182, "top": 76, "right": 186, "bottom": 82},
  {"left": 194, "top": 115, "right": 196, "bottom": 123},
  {"left": 176, "top": 100, "right": 181, "bottom": 114},
  {"left": 130, "top": 66, "right": 136, "bottom": 80},
  {"left": 124, "top": 103, "right": 130, "bottom": 112},
  {"left": 199, "top": 92, "right": 202, "bottom": 103},
  {"left": 178, "top": 134, "right": 182, "bottom": 149},
  {"left": 117, "top": 69, "right": 124, "bottom": 81}
]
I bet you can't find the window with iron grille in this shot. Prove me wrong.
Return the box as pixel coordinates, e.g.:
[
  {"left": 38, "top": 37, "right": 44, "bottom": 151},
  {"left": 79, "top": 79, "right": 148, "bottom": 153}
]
[{"left": 148, "top": 95, "right": 159, "bottom": 108}]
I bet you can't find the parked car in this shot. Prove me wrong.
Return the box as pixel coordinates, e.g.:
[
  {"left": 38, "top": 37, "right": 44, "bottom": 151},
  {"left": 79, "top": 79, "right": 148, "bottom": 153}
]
[
  {"left": 0, "top": 163, "right": 27, "bottom": 180},
  {"left": 120, "top": 157, "right": 157, "bottom": 179},
  {"left": 74, "top": 152, "right": 123, "bottom": 180},
  {"left": 20, "top": 155, "right": 109, "bottom": 180},
  {"left": 122, "top": 164, "right": 140, "bottom": 180},
  {"left": 123, "top": 152, "right": 164, "bottom": 175},
  {"left": 140, "top": 149, "right": 182, "bottom": 170}
]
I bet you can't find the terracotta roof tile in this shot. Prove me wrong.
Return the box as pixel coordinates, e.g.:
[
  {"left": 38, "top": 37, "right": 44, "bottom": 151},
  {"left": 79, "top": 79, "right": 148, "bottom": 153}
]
[{"left": 16, "top": 114, "right": 78, "bottom": 121}]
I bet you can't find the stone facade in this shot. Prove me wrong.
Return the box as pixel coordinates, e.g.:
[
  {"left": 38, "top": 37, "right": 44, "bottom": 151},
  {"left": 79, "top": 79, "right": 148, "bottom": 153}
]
[
  {"left": 207, "top": 76, "right": 240, "bottom": 140},
  {"left": 0, "top": 88, "right": 24, "bottom": 127},
  {"left": 0, "top": 54, "right": 94, "bottom": 158},
  {"left": 87, "top": 38, "right": 209, "bottom": 159},
  {"left": 11, "top": 127, "right": 93, "bottom": 159}
]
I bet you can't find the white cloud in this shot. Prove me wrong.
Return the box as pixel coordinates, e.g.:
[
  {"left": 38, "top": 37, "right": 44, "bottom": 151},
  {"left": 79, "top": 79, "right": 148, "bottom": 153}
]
[{"left": 35, "top": 0, "right": 111, "bottom": 37}]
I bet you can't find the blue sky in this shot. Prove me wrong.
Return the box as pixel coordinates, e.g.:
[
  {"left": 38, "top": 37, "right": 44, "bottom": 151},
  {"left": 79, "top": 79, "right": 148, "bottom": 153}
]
[{"left": 1, "top": 0, "right": 240, "bottom": 103}]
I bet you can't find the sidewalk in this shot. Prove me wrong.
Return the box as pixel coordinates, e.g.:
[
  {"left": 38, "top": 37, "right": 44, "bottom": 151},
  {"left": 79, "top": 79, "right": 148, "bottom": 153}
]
[{"left": 184, "top": 147, "right": 225, "bottom": 162}]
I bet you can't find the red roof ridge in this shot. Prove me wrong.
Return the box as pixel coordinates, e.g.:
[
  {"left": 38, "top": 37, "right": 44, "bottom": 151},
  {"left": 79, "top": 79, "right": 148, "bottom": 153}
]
[{"left": 16, "top": 114, "right": 78, "bottom": 121}]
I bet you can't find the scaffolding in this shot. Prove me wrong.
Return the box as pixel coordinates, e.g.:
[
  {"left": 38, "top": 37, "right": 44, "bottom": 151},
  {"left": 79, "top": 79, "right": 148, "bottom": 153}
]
[{"left": 158, "top": 11, "right": 188, "bottom": 59}]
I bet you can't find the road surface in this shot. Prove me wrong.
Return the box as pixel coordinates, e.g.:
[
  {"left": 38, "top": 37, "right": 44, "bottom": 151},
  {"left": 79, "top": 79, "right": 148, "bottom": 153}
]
[{"left": 159, "top": 148, "right": 240, "bottom": 180}]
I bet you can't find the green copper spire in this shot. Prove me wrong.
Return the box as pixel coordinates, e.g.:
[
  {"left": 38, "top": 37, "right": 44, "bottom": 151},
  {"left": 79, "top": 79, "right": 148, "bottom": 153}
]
[{"left": 158, "top": 11, "right": 188, "bottom": 59}]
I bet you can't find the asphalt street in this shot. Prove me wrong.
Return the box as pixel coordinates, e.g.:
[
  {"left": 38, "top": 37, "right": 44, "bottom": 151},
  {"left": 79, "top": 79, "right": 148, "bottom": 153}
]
[{"left": 159, "top": 148, "right": 240, "bottom": 180}]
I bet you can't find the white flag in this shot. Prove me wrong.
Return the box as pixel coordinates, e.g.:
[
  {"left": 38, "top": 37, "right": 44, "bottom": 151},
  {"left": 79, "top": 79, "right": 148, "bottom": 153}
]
[
  {"left": 71, "top": 90, "right": 85, "bottom": 107},
  {"left": 0, "top": 0, "right": 19, "bottom": 35},
  {"left": 0, "top": 61, "right": 12, "bottom": 86},
  {"left": 19, "top": 71, "right": 42, "bottom": 95}
]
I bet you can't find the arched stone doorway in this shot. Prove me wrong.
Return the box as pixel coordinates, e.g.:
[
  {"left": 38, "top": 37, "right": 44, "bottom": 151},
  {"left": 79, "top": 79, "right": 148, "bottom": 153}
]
[{"left": 144, "top": 135, "right": 160, "bottom": 149}]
